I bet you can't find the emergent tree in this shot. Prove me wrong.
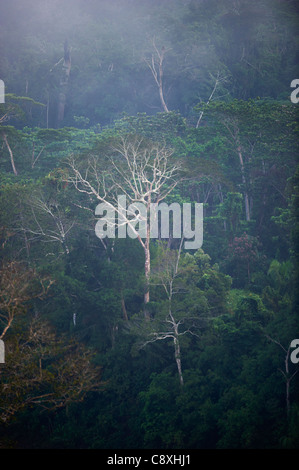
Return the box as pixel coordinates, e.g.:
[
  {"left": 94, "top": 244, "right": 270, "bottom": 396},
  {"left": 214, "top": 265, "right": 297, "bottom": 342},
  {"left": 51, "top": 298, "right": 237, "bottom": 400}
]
[{"left": 67, "top": 135, "right": 181, "bottom": 317}]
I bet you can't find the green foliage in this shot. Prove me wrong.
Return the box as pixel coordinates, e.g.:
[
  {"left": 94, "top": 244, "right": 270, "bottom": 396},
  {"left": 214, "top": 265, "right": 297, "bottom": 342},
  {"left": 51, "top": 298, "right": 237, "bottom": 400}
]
[{"left": 0, "top": 0, "right": 298, "bottom": 449}]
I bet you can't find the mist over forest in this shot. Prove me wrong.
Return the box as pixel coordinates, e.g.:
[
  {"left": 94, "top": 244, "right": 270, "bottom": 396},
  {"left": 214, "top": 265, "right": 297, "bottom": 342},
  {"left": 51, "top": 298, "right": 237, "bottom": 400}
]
[
  {"left": 0, "top": 0, "right": 298, "bottom": 451},
  {"left": 1, "top": 0, "right": 298, "bottom": 126}
]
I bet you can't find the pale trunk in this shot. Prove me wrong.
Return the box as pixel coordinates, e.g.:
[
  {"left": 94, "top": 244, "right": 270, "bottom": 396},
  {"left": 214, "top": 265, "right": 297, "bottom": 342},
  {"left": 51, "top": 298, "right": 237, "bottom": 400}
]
[
  {"left": 0, "top": 314, "right": 13, "bottom": 340},
  {"left": 143, "top": 197, "right": 151, "bottom": 318},
  {"left": 121, "top": 293, "right": 128, "bottom": 321},
  {"left": 159, "top": 81, "right": 169, "bottom": 113},
  {"left": 57, "top": 40, "right": 71, "bottom": 125},
  {"left": 237, "top": 145, "right": 250, "bottom": 222},
  {"left": 3, "top": 133, "right": 18, "bottom": 176},
  {"left": 174, "top": 333, "right": 184, "bottom": 387},
  {"left": 196, "top": 73, "right": 219, "bottom": 128},
  {"left": 143, "top": 231, "right": 151, "bottom": 318},
  {"left": 19, "top": 201, "right": 30, "bottom": 259},
  {"left": 158, "top": 57, "right": 169, "bottom": 113}
]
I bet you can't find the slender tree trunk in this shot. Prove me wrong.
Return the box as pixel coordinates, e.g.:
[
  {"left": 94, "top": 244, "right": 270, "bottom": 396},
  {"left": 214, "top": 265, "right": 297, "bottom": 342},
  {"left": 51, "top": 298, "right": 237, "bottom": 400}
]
[
  {"left": 266, "top": 335, "right": 299, "bottom": 419},
  {"left": 57, "top": 39, "right": 71, "bottom": 126},
  {"left": 121, "top": 293, "right": 128, "bottom": 321},
  {"left": 0, "top": 313, "right": 14, "bottom": 340},
  {"left": 111, "top": 324, "right": 118, "bottom": 349},
  {"left": 62, "top": 240, "right": 70, "bottom": 255},
  {"left": 143, "top": 232, "right": 151, "bottom": 318},
  {"left": 170, "top": 280, "right": 184, "bottom": 386},
  {"left": 174, "top": 333, "right": 184, "bottom": 387},
  {"left": 19, "top": 200, "right": 30, "bottom": 260},
  {"left": 258, "top": 160, "right": 267, "bottom": 229},
  {"left": 158, "top": 56, "right": 169, "bottom": 113},
  {"left": 145, "top": 40, "right": 170, "bottom": 113},
  {"left": 2, "top": 133, "right": 18, "bottom": 176},
  {"left": 237, "top": 144, "right": 250, "bottom": 221},
  {"left": 283, "top": 354, "right": 299, "bottom": 419},
  {"left": 196, "top": 72, "right": 220, "bottom": 128},
  {"left": 31, "top": 143, "right": 45, "bottom": 169},
  {"left": 143, "top": 196, "right": 151, "bottom": 318}
]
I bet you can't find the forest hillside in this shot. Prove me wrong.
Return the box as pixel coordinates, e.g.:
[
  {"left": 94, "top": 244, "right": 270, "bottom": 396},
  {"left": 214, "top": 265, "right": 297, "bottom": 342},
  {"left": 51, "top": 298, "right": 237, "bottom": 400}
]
[{"left": 0, "top": 0, "right": 298, "bottom": 450}]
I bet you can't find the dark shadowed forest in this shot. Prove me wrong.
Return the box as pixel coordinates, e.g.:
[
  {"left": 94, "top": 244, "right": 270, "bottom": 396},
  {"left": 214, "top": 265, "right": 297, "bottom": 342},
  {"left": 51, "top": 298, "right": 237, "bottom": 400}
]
[{"left": 0, "top": 0, "right": 298, "bottom": 450}]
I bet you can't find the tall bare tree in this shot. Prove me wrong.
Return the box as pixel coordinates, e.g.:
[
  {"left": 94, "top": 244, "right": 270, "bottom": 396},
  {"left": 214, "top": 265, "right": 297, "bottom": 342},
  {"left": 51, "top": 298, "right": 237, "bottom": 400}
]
[
  {"left": 57, "top": 39, "right": 71, "bottom": 125},
  {"left": 135, "top": 242, "right": 206, "bottom": 386},
  {"left": 1, "top": 131, "right": 18, "bottom": 176},
  {"left": 265, "top": 334, "right": 299, "bottom": 418},
  {"left": 23, "top": 194, "right": 76, "bottom": 256},
  {"left": 67, "top": 136, "right": 181, "bottom": 316},
  {"left": 144, "top": 38, "right": 171, "bottom": 113},
  {"left": 196, "top": 71, "right": 229, "bottom": 128}
]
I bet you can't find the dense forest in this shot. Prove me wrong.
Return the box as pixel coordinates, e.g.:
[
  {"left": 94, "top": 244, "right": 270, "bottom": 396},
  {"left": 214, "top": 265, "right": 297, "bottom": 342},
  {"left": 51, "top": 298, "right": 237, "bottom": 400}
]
[{"left": 0, "top": 0, "right": 298, "bottom": 450}]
